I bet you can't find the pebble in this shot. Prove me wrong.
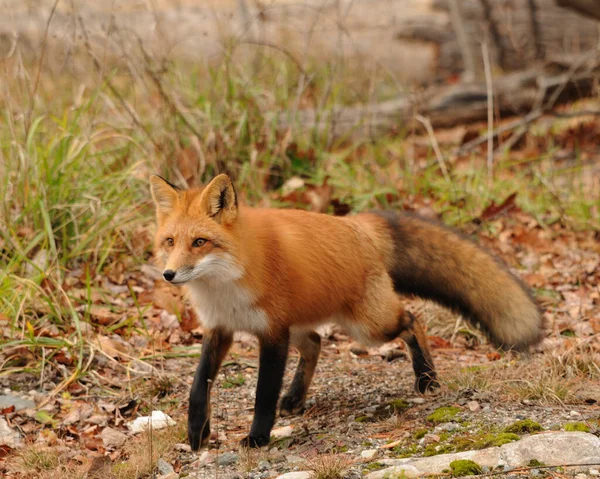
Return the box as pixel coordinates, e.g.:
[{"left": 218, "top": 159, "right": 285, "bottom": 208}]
[
  {"left": 100, "top": 427, "right": 128, "bottom": 448},
  {"left": 589, "top": 470, "right": 599, "bottom": 476},
  {"left": 0, "top": 394, "right": 35, "bottom": 412},
  {"left": 0, "top": 417, "right": 23, "bottom": 448},
  {"left": 272, "top": 425, "right": 294, "bottom": 438},
  {"left": 157, "top": 458, "right": 175, "bottom": 475},
  {"left": 569, "top": 410, "right": 582, "bottom": 417},
  {"left": 127, "top": 411, "right": 175, "bottom": 433},
  {"left": 274, "top": 472, "right": 311, "bottom": 479},
  {"left": 467, "top": 400, "right": 481, "bottom": 412},
  {"left": 408, "top": 397, "right": 426, "bottom": 404},
  {"left": 286, "top": 455, "right": 304, "bottom": 464},
  {"left": 360, "top": 449, "right": 378, "bottom": 459},
  {"left": 434, "top": 422, "right": 460, "bottom": 433},
  {"left": 216, "top": 451, "right": 238, "bottom": 466},
  {"left": 258, "top": 460, "right": 271, "bottom": 471},
  {"left": 421, "top": 434, "right": 440, "bottom": 445}
]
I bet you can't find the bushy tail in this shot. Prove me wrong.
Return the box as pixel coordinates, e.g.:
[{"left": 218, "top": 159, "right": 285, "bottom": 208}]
[{"left": 374, "top": 211, "right": 543, "bottom": 350}]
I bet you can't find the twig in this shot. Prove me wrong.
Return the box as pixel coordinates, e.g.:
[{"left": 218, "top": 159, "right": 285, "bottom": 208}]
[
  {"left": 136, "top": 38, "right": 203, "bottom": 140},
  {"left": 239, "top": 39, "right": 307, "bottom": 76},
  {"left": 449, "top": 0, "right": 476, "bottom": 82},
  {"left": 415, "top": 115, "right": 451, "bottom": 185},
  {"left": 77, "top": 15, "right": 163, "bottom": 156},
  {"left": 479, "top": 0, "right": 507, "bottom": 70},
  {"left": 482, "top": 42, "right": 494, "bottom": 186},
  {"left": 26, "top": 0, "right": 60, "bottom": 136},
  {"left": 527, "top": 0, "right": 544, "bottom": 60}
]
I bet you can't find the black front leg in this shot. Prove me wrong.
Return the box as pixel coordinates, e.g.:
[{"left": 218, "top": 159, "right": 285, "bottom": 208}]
[
  {"left": 188, "top": 328, "right": 233, "bottom": 451},
  {"left": 240, "top": 330, "right": 289, "bottom": 448}
]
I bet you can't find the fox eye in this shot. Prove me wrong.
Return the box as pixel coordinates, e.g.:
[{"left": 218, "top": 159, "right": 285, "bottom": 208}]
[
  {"left": 192, "top": 238, "right": 207, "bottom": 248},
  {"left": 165, "top": 237, "right": 174, "bottom": 247}
]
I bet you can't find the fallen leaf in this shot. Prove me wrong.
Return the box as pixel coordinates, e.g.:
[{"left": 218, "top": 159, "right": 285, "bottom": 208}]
[{"left": 480, "top": 192, "right": 520, "bottom": 221}]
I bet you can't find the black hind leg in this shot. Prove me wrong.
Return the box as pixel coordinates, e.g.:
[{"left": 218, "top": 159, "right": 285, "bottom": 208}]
[{"left": 280, "top": 330, "right": 321, "bottom": 416}]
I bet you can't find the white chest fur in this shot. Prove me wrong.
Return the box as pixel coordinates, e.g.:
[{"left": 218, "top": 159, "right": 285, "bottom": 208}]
[{"left": 186, "top": 279, "right": 269, "bottom": 334}]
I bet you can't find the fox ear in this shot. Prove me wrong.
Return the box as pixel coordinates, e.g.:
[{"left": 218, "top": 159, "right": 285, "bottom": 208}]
[
  {"left": 199, "top": 174, "right": 238, "bottom": 224},
  {"left": 150, "top": 175, "right": 179, "bottom": 215}
]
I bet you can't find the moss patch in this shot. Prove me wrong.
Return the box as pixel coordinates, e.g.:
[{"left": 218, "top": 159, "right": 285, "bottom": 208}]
[
  {"left": 363, "top": 462, "right": 386, "bottom": 472},
  {"left": 527, "top": 459, "right": 547, "bottom": 467},
  {"left": 472, "top": 432, "right": 520, "bottom": 448},
  {"left": 449, "top": 460, "right": 482, "bottom": 477},
  {"left": 427, "top": 406, "right": 461, "bottom": 423},
  {"left": 564, "top": 422, "right": 590, "bottom": 432},
  {"left": 503, "top": 419, "right": 543, "bottom": 434},
  {"left": 389, "top": 399, "right": 410, "bottom": 412},
  {"left": 393, "top": 444, "right": 418, "bottom": 458},
  {"left": 413, "top": 428, "right": 429, "bottom": 440}
]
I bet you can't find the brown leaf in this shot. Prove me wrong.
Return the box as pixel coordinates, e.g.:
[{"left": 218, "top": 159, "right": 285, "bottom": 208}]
[
  {"left": 480, "top": 192, "right": 519, "bottom": 220},
  {"left": 428, "top": 336, "right": 452, "bottom": 349},
  {"left": 95, "top": 335, "right": 130, "bottom": 360},
  {"left": 152, "top": 286, "right": 185, "bottom": 315},
  {"left": 89, "top": 306, "right": 119, "bottom": 326}
]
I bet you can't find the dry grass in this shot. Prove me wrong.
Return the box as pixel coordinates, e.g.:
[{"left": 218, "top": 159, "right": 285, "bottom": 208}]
[
  {"left": 307, "top": 454, "right": 352, "bottom": 479},
  {"left": 441, "top": 344, "right": 599, "bottom": 405},
  {"left": 110, "top": 420, "right": 187, "bottom": 479}
]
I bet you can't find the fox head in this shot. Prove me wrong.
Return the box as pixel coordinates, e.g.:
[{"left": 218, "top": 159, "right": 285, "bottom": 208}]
[{"left": 149, "top": 174, "right": 243, "bottom": 285}]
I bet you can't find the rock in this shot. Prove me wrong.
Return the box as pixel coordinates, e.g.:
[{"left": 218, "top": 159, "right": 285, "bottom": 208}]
[
  {"left": 467, "top": 400, "right": 481, "bottom": 412},
  {"left": 434, "top": 422, "right": 460, "bottom": 433},
  {"left": 421, "top": 434, "right": 440, "bottom": 445},
  {"left": 569, "top": 410, "right": 582, "bottom": 417},
  {"left": 217, "top": 451, "right": 238, "bottom": 466},
  {"left": 500, "top": 432, "right": 600, "bottom": 466},
  {"left": 408, "top": 397, "right": 426, "bottom": 404},
  {"left": 589, "top": 469, "right": 600, "bottom": 476},
  {"left": 0, "top": 417, "right": 23, "bottom": 448},
  {"left": 361, "top": 449, "right": 378, "bottom": 459},
  {"left": 575, "top": 474, "right": 589, "bottom": 479},
  {"left": 272, "top": 425, "right": 294, "bottom": 438},
  {"left": 367, "top": 432, "right": 600, "bottom": 479},
  {"left": 127, "top": 411, "right": 176, "bottom": 433},
  {"left": 286, "top": 455, "right": 304, "bottom": 464},
  {"left": 275, "top": 472, "right": 311, "bottom": 479},
  {"left": 100, "top": 427, "right": 128, "bottom": 448},
  {"left": 258, "top": 460, "right": 271, "bottom": 471},
  {"left": 0, "top": 394, "right": 35, "bottom": 411},
  {"left": 157, "top": 458, "right": 175, "bottom": 475},
  {"left": 175, "top": 443, "right": 191, "bottom": 452}
]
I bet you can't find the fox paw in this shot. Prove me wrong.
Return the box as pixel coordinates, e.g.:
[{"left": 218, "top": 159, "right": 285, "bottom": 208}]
[
  {"left": 415, "top": 373, "right": 440, "bottom": 395},
  {"left": 188, "top": 416, "right": 211, "bottom": 451},
  {"left": 239, "top": 434, "right": 270, "bottom": 449},
  {"left": 280, "top": 395, "right": 305, "bottom": 417}
]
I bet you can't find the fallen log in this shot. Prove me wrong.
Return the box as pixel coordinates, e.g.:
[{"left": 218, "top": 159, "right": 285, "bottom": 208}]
[{"left": 281, "top": 56, "right": 600, "bottom": 137}]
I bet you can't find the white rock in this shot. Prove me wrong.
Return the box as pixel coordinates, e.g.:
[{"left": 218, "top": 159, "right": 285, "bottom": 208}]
[
  {"left": 361, "top": 449, "right": 378, "bottom": 459},
  {"left": 272, "top": 425, "right": 294, "bottom": 438},
  {"left": 589, "top": 469, "right": 599, "bottom": 476},
  {"left": 570, "top": 410, "right": 582, "bottom": 417},
  {"left": 127, "top": 411, "right": 176, "bottom": 433},
  {"left": 367, "top": 432, "right": 600, "bottom": 479},
  {"left": 275, "top": 472, "right": 311, "bottom": 479},
  {"left": 500, "top": 432, "right": 600, "bottom": 466},
  {"left": 100, "top": 427, "right": 128, "bottom": 448},
  {"left": 467, "top": 400, "right": 481, "bottom": 412},
  {"left": 0, "top": 417, "right": 23, "bottom": 449}
]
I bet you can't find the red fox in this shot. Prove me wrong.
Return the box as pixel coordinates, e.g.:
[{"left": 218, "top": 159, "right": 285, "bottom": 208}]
[{"left": 149, "top": 174, "right": 543, "bottom": 450}]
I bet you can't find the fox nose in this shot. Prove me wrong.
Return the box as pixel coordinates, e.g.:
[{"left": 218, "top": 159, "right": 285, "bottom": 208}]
[{"left": 163, "top": 270, "right": 176, "bottom": 282}]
